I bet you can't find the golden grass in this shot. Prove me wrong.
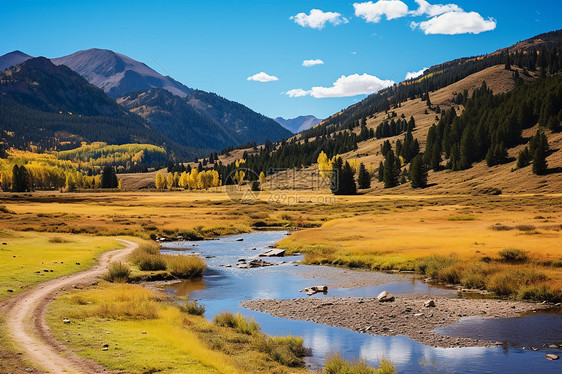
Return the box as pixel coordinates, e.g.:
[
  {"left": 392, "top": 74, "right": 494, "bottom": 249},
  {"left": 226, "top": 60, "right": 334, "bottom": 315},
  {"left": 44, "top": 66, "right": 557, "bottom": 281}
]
[
  {"left": 278, "top": 204, "right": 562, "bottom": 301},
  {"left": 47, "top": 283, "right": 310, "bottom": 373}
]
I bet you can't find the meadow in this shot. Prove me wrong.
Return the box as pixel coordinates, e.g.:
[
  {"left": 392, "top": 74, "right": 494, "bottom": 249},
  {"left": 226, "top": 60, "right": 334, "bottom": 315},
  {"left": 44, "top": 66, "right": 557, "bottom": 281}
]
[
  {"left": 0, "top": 230, "right": 122, "bottom": 300},
  {"left": 47, "top": 282, "right": 313, "bottom": 374},
  {"left": 0, "top": 189, "right": 560, "bottom": 373}
]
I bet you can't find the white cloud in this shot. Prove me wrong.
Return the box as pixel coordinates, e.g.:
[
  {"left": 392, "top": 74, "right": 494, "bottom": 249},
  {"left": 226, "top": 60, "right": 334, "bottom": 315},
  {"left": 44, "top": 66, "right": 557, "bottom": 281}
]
[
  {"left": 290, "top": 9, "right": 348, "bottom": 30},
  {"left": 410, "top": 0, "right": 461, "bottom": 17},
  {"left": 405, "top": 67, "right": 428, "bottom": 80},
  {"left": 353, "top": 1, "right": 409, "bottom": 23},
  {"left": 302, "top": 59, "right": 324, "bottom": 67},
  {"left": 411, "top": 11, "right": 496, "bottom": 35},
  {"left": 286, "top": 73, "right": 394, "bottom": 98},
  {"left": 247, "top": 72, "right": 279, "bottom": 82},
  {"left": 286, "top": 89, "right": 312, "bottom": 97}
]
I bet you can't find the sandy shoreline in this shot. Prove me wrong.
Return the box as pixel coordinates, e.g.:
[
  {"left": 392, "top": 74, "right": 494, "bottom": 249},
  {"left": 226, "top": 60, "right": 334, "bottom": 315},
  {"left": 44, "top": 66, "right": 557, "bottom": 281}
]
[{"left": 242, "top": 296, "right": 558, "bottom": 348}]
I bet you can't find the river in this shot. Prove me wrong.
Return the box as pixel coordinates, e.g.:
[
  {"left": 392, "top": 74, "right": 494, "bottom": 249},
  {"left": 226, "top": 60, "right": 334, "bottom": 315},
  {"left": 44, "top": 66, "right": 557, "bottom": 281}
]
[{"left": 161, "top": 231, "right": 561, "bottom": 373}]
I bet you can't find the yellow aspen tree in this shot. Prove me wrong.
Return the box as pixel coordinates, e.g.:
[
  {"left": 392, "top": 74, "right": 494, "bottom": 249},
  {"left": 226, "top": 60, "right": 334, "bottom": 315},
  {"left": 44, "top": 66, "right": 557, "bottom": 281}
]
[
  {"left": 155, "top": 171, "right": 166, "bottom": 189},
  {"left": 166, "top": 172, "right": 174, "bottom": 190},
  {"left": 259, "top": 172, "right": 266, "bottom": 188}
]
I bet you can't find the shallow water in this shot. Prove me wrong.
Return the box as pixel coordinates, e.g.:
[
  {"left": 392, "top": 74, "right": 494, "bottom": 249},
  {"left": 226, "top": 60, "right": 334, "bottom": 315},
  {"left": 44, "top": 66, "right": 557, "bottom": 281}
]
[{"left": 161, "top": 231, "right": 562, "bottom": 373}]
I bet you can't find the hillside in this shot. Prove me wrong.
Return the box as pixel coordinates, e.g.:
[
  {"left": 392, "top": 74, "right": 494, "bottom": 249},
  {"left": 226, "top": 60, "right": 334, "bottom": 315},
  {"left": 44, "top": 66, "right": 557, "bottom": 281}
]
[
  {"left": 0, "top": 58, "right": 191, "bottom": 156},
  {"left": 118, "top": 88, "right": 238, "bottom": 153},
  {"left": 51, "top": 49, "right": 192, "bottom": 99},
  {"left": 196, "top": 31, "right": 562, "bottom": 195}
]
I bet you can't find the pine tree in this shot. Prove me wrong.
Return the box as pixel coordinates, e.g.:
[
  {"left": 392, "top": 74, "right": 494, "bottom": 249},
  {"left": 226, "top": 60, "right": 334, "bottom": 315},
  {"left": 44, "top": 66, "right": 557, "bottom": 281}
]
[
  {"left": 330, "top": 159, "right": 357, "bottom": 195},
  {"left": 357, "top": 163, "right": 371, "bottom": 189},
  {"left": 101, "top": 166, "right": 117, "bottom": 188},
  {"left": 516, "top": 147, "right": 531, "bottom": 168},
  {"left": 383, "top": 150, "right": 399, "bottom": 188},
  {"left": 409, "top": 155, "right": 428, "bottom": 188},
  {"left": 378, "top": 161, "right": 384, "bottom": 182},
  {"left": 532, "top": 147, "right": 548, "bottom": 175}
]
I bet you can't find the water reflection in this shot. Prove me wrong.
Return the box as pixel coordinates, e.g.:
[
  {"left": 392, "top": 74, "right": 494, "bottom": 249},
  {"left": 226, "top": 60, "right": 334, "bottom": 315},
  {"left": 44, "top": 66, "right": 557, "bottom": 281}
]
[{"left": 162, "top": 232, "right": 562, "bottom": 373}]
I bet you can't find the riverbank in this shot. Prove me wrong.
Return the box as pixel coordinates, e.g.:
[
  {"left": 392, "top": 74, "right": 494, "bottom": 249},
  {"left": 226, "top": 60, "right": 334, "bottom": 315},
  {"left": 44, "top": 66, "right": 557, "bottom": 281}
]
[{"left": 242, "top": 296, "right": 558, "bottom": 349}]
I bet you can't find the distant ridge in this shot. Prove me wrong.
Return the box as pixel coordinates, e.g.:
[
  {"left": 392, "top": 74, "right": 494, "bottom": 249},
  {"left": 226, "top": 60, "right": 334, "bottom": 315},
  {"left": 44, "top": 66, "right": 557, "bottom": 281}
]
[
  {"left": 0, "top": 50, "right": 32, "bottom": 71},
  {"left": 275, "top": 115, "right": 323, "bottom": 134},
  {"left": 51, "top": 48, "right": 192, "bottom": 99}
]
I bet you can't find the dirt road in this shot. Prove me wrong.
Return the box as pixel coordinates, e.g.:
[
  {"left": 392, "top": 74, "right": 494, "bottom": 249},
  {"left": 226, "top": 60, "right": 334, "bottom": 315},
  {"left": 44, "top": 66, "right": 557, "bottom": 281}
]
[{"left": 1, "top": 239, "right": 138, "bottom": 374}]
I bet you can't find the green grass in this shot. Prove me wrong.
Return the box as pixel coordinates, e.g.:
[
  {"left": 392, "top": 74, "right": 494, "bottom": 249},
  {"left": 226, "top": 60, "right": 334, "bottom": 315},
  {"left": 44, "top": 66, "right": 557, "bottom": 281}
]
[
  {"left": 47, "top": 283, "right": 311, "bottom": 373},
  {"left": 0, "top": 230, "right": 121, "bottom": 300}
]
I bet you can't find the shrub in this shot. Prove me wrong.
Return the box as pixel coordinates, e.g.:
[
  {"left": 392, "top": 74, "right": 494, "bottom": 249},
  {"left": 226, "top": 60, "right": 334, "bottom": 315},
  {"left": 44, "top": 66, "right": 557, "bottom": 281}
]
[
  {"left": 515, "top": 224, "right": 536, "bottom": 232},
  {"left": 460, "top": 263, "right": 498, "bottom": 289},
  {"left": 213, "top": 312, "right": 260, "bottom": 335},
  {"left": 48, "top": 236, "right": 71, "bottom": 243},
  {"left": 323, "top": 353, "right": 395, "bottom": 374},
  {"left": 498, "top": 248, "right": 527, "bottom": 263},
  {"left": 95, "top": 301, "right": 158, "bottom": 319},
  {"left": 256, "top": 336, "right": 308, "bottom": 367},
  {"left": 138, "top": 254, "right": 167, "bottom": 271},
  {"left": 516, "top": 285, "right": 556, "bottom": 302},
  {"left": 489, "top": 224, "right": 513, "bottom": 231},
  {"left": 105, "top": 262, "right": 130, "bottom": 283},
  {"left": 164, "top": 254, "right": 206, "bottom": 278},
  {"left": 487, "top": 269, "right": 547, "bottom": 296},
  {"left": 179, "top": 299, "right": 205, "bottom": 316},
  {"left": 416, "top": 255, "right": 460, "bottom": 279},
  {"left": 129, "top": 242, "right": 167, "bottom": 271}
]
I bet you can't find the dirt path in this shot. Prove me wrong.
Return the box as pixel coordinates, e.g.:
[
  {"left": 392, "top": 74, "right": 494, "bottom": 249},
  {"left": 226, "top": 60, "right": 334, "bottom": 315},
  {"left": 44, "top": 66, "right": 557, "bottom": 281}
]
[{"left": 1, "top": 239, "right": 138, "bottom": 374}]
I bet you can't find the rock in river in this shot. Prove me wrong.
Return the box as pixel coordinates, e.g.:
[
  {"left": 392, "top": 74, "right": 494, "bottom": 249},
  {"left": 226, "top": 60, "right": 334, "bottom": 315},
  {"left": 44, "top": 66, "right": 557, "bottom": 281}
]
[
  {"left": 377, "top": 291, "right": 395, "bottom": 302},
  {"left": 424, "top": 299, "right": 436, "bottom": 308}
]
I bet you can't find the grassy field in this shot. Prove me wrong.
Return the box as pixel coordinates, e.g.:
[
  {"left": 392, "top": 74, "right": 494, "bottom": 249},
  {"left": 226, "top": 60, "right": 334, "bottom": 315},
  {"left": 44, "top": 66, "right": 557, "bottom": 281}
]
[
  {"left": 277, "top": 200, "right": 562, "bottom": 301},
  {"left": 0, "top": 230, "right": 122, "bottom": 300},
  {"left": 47, "top": 282, "right": 311, "bottom": 374}
]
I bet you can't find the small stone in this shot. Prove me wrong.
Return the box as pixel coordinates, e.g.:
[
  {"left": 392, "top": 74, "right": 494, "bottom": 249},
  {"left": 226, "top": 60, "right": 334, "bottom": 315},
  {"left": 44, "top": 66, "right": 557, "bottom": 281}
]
[
  {"left": 141, "top": 331, "right": 147, "bottom": 334},
  {"left": 101, "top": 347, "right": 108, "bottom": 351},
  {"left": 424, "top": 300, "right": 436, "bottom": 308},
  {"left": 545, "top": 354, "right": 559, "bottom": 361},
  {"left": 63, "top": 318, "right": 70, "bottom": 324},
  {"left": 7, "top": 289, "right": 14, "bottom": 293},
  {"left": 548, "top": 344, "right": 559, "bottom": 349}
]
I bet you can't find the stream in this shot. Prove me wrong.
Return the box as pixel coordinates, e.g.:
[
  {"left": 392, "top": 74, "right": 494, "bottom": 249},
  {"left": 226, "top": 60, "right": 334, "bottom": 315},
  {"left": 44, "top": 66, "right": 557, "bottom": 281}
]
[{"left": 160, "top": 231, "right": 561, "bottom": 373}]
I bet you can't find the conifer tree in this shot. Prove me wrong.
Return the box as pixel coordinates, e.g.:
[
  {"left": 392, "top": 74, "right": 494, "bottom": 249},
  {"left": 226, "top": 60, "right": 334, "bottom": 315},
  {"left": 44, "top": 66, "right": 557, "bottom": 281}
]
[
  {"left": 378, "top": 161, "right": 384, "bottom": 182},
  {"left": 383, "top": 150, "right": 399, "bottom": 188},
  {"left": 532, "top": 147, "right": 548, "bottom": 175},
  {"left": 357, "top": 163, "right": 371, "bottom": 189},
  {"left": 409, "top": 155, "right": 428, "bottom": 188},
  {"left": 516, "top": 147, "right": 531, "bottom": 168}
]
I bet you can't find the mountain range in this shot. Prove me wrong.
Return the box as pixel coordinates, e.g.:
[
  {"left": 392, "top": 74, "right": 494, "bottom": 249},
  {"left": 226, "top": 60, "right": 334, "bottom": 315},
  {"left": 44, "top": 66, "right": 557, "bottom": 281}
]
[
  {"left": 275, "top": 115, "right": 323, "bottom": 134},
  {"left": 0, "top": 48, "right": 291, "bottom": 157}
]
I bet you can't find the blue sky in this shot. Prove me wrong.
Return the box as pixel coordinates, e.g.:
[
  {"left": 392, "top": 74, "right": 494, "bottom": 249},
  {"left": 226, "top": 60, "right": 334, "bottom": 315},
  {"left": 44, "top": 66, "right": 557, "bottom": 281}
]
[{"left": 1, "top": 0, "right": 560, "bottom": 119}]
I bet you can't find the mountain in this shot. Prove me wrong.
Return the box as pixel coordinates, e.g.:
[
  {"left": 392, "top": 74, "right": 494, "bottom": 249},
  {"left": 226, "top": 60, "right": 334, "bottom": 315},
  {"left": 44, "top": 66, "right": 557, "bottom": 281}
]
[
  {"left": 186, "top": 90, "right": 292, "bottom": 146},
  {"left": 49, "top": 48, "right": 291, "bottom": 152},
  {"left": 275, "top": 115, "right": 323, "bottom": 134},
  {"left": 119, "top": 89, "right": 292, "bottom": 153},
  {"left": 51, "top": 49, "right": 192, "bottom": 99},
  {"left": 118, "top": 88, "right": 238, "bottom": 153},
  {"left": 0, "top": 57, "right": 191, "bottom": 156},
  {"left": 0, "top": 50, "right": 32, "bottom": 71}
]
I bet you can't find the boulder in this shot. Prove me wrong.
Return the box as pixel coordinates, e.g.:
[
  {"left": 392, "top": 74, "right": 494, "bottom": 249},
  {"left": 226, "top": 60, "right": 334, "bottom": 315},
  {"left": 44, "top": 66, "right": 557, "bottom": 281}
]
[
  {"left": 424, "top": 300, "right": 436, "bottom": 308},
  {"left": 377, "top": 291, "right": 395, "bottom": 302},
  {"left": 236, "top": 238, "right": 244, "bottom": 242},
  {"left": 259, "top": 249, "right": 285, "bottom": 257},
  {"left": 299, "top": 286, "right": 328, "bottom": 296},
  {"left": 545, "top": 354, "right": 559, "bottom": 360}
]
